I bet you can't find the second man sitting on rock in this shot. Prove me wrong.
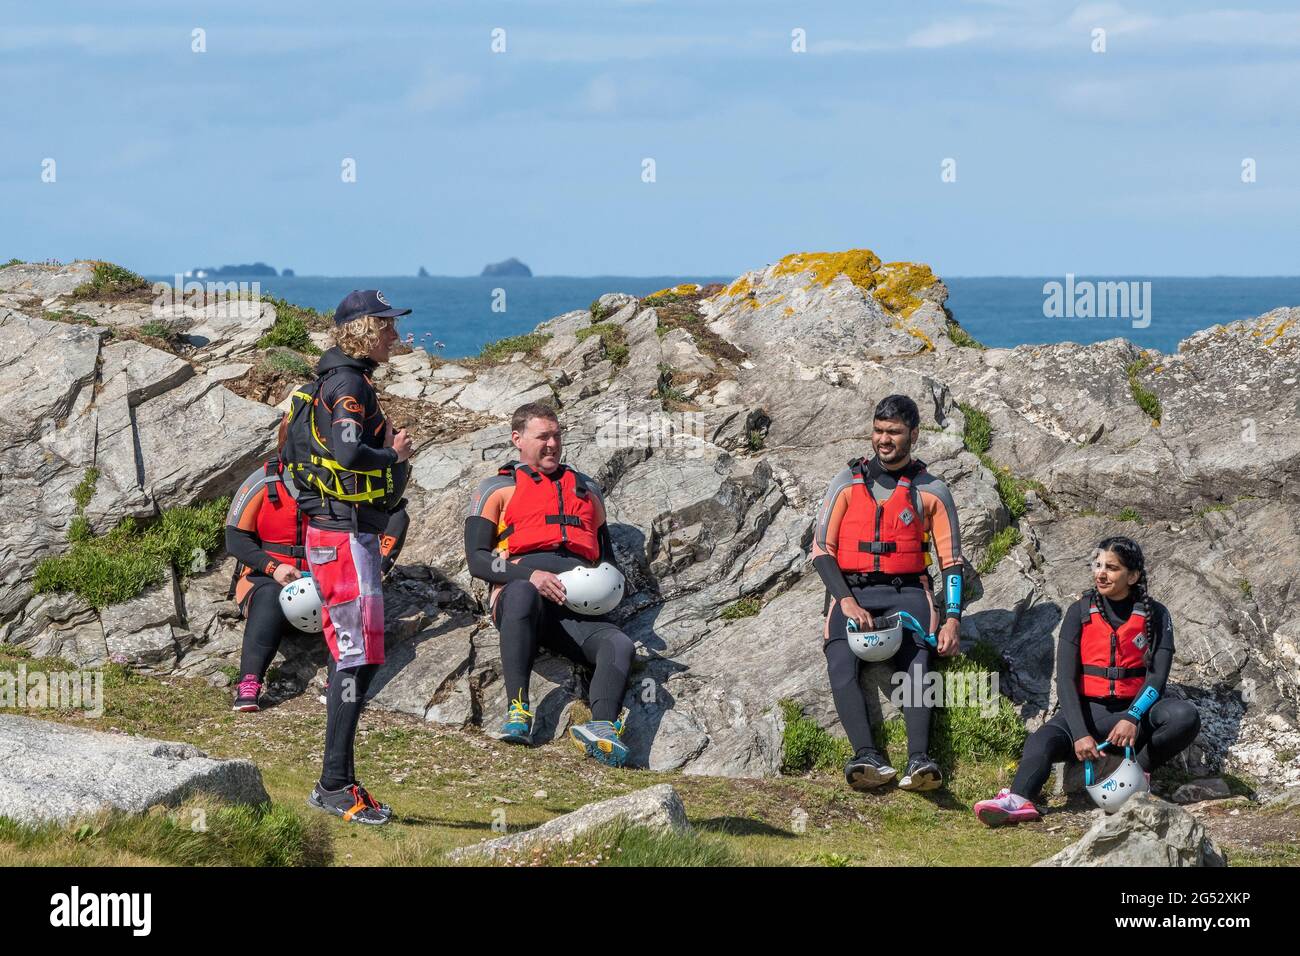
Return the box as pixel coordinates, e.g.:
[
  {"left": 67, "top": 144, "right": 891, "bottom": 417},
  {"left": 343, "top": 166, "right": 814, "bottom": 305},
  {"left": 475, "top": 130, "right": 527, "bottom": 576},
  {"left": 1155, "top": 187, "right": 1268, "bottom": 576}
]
[{"left": 464, "top": 402, "right": 636, "bottom": 767}]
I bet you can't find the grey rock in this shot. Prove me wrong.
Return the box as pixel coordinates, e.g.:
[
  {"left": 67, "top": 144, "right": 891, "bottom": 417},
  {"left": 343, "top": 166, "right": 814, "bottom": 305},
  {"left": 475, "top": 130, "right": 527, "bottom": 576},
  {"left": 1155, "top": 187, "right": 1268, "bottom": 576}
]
[
  {"left": 1172, "top": 777, "right": 1233, "bottom": 804},
  {"left": 0, "top": 714, "right": 269, "bottom": 826},
  {"left": 0, "top": 260, "right": 95, "bottom": 298},
  {"left": 449, "top": 784, "right": 690, "bottom": 861},
  {"left": 454, "top": 363, "right": 552, "bottom": 417},
  {"left": 1037, "top": 792, "right": 1226, "bottom": 867}
]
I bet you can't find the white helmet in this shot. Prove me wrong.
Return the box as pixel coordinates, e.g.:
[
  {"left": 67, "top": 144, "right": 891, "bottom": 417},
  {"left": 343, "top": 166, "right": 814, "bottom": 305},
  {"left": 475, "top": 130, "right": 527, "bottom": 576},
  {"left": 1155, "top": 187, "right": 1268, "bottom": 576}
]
[
  {"left": 279, "top": 575, "right": 323, "bottom": 633},
  {"left": 1084, "top": 743, "right": 1150, "bottom": 812},
  {"left": 846, "top": 616, "right": 904, "bottom": 662},
  {"left": 557, "top": 562, "right": 625, "bottom": 616}
]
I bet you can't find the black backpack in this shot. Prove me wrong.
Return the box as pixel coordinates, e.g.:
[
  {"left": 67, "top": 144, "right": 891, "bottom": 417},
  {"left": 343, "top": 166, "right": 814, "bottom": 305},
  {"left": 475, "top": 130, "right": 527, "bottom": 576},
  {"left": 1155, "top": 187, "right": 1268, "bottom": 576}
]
[{"left": 280, "top": 368, "right": 406, "bottom": 510}]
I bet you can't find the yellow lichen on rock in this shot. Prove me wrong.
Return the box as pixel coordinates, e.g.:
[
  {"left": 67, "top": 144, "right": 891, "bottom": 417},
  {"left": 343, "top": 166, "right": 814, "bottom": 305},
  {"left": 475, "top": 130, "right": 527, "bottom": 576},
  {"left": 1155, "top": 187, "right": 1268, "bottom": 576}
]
[
  {"left": 772, "top": 250, "right": 883, "bottom": 291},
  {"left": 1264, "top": 319, "right": 1293, "bottom": 346},
  {"left": 646, "top": 283, "right": 702, "bottom": 300},
  {"left": 873, "top": 262, "right": 939, "bottom": 317},
  {"left": 890, "top": 318, "right": 935, "bottom": 353}
]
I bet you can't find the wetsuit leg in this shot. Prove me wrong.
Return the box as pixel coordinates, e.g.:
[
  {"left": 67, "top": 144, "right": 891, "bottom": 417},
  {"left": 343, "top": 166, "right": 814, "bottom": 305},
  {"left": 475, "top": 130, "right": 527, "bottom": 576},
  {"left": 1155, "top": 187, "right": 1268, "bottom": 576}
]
[
  {"left": 823, "top": 597, "right": 877, "bottom": 755},
  {"left": 1138, "top": 698, "right": 1201, "bottom": 771},
  {"left": 492, "top": 580, "right": 544, "bottom": 709},
  {"left": 238, "top": 576, "right": 287, "bottom": 680},
  {"left": 551, "top": 610, "right": 635, "bottom": 722},
  {"left": 849, "top": 584, "right": 938, "bottom": 760},
  {"left": 1010, "top": 712, "right": 1077, "bottom": 801},
  {"left": 321, "top": 663, "right": 377, "bottom": 791}
]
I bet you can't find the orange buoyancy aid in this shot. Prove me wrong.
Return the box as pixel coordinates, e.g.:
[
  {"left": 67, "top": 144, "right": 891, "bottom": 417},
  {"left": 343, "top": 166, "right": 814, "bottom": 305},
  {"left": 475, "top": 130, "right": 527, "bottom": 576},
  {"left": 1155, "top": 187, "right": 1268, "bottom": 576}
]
[
  {"left": 497, "top": 462, "right": 600, "bottom": 563},
  {"left": 1079, "top": 597, "right": 1149, "bottom": 698},
  {"left": 833, "top": 459, "right": 928, "bottom": 575},
  {"left": 254, "top": 461, "right": 310, "bottom": 571}
]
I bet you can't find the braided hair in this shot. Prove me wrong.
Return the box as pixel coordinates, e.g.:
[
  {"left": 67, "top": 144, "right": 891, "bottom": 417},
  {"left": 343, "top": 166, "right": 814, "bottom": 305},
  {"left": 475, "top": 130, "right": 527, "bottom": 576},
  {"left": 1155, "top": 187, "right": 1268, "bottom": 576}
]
[{"left": 1087, "top": 535, "right": 1155, "bottom": 667}]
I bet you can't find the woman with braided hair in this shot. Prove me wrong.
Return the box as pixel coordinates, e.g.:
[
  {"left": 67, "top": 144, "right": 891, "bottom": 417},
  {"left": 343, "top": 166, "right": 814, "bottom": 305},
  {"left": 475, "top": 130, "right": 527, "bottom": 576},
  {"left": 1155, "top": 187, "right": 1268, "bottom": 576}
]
[{"left": 972, "top": 535, "right": 1201, "bottom": 826}]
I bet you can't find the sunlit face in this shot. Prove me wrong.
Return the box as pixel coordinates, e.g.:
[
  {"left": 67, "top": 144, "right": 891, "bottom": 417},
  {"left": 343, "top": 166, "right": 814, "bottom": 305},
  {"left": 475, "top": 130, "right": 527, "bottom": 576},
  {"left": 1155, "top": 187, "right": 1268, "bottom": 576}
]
[
  {"left": 513, "top": 415, "right": 562, "bottom": 472},
  {"left": 872, "top": 418, "right": 916, "bottom": 466},
  {"left": 368, "top": 318, "right": 400, "bottom": 364},
  {"left": 1091, "top": 549, "right": 1140, "bottom": 598}
]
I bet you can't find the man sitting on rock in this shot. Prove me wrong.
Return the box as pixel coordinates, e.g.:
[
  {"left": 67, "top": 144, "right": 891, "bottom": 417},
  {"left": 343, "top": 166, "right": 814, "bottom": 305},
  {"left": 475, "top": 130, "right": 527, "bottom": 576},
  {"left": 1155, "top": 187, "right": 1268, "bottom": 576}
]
[
  {"left": 811, "top": 394, "right": 965, "bottom": 793},
  {"left": 464, "top": 402, "right": 636, "bottom": 767}
]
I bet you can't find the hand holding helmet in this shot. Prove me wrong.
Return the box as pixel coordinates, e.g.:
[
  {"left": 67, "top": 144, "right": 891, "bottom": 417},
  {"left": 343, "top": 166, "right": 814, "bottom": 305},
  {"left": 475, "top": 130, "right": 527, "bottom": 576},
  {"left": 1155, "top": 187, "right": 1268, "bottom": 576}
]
[
  {"left": 1084, "top": 742, "right": 1150, "bottom": 812},
  {"left": 556, "top": 562, "right": 624, "bottom": 616},
  {"left": 279, "top": 573, "right": 323, "bottom": 634}
]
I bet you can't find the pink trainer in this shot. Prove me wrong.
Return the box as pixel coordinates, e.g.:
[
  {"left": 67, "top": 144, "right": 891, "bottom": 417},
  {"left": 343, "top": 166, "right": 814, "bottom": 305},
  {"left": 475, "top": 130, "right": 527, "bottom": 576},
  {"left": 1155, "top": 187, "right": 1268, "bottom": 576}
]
[{"left": 974, "top": 788, "right": 1041, "bottom": 827}]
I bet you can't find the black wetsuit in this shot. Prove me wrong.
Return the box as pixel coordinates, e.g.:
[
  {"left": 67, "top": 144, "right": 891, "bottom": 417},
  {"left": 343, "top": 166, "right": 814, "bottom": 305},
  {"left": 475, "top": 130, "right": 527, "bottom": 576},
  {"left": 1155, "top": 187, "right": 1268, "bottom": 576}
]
[
  {"left": 464, "top": 512, "right": 633, "bottom": 724},
  {"left": 1010, "top": 592, "right": 1201, "bottom": 801}
]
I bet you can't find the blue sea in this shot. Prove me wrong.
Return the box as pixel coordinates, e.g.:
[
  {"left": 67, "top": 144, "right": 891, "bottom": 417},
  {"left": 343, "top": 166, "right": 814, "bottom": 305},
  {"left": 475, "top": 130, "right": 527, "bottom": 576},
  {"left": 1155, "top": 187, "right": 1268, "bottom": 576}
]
[{"left": 149, "top": 274, "right": 1300, "bottom": 359}]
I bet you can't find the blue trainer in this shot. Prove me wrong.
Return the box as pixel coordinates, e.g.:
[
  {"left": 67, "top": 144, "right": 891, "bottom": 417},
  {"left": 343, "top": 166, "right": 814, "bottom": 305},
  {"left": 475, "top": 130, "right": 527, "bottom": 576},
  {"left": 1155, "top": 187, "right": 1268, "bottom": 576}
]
[{"left": 570, "top": 719, "right": 629, "bottom": 767}]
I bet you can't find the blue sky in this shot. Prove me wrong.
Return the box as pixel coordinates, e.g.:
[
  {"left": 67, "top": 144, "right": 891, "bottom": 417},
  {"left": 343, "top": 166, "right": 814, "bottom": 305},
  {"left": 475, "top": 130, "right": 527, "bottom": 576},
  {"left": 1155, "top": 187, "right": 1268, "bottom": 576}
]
[{"left": 3, "top": 1, "right": 1298, "bottom": 276}]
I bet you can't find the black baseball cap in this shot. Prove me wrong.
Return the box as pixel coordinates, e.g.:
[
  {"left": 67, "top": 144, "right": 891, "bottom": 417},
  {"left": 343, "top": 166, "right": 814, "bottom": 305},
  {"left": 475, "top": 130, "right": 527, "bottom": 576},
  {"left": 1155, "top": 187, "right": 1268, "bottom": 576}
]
[{"left": 333, "top": 289, "right": 412, "bottom": 326}]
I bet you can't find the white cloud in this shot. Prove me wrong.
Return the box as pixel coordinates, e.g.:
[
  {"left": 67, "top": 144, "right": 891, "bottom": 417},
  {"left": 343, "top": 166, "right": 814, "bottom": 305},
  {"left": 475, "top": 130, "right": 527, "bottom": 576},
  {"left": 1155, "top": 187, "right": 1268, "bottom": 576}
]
[
  {"left": 906, "top": 19, "right": 994, "bottom": 49},
  {"left": 406, "top": 69, "right": 479, "bottom": 112}
]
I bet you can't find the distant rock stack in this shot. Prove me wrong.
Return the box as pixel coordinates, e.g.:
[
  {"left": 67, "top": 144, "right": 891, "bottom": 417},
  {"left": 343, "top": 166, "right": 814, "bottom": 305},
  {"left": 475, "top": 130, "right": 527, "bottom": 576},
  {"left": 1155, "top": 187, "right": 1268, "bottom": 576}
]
[
  {"left": 417, "top": 266, "right": 430, "bottom": 278},
  {"left": 480, "top": 257, "right": 531, "bottom": 278}
]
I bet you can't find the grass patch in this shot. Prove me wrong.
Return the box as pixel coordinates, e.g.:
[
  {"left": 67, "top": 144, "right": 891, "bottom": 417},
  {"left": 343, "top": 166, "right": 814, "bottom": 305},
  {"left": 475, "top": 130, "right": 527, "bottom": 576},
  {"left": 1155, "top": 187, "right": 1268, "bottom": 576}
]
[
  {"left": 478, "top": 332, "right": 551, "bottom": 363},
  {"left": 945, "top": 317, "right": 986, "bottom": 350},
  {"left": 1117, "top": 507, "right": 1141, "bottom": 523},
  {"left": 1238, "top": 578, "right": 1253, "bottom": 599},
  {"left": 70, "top": 261, "right": 149, "bottom": 300},
  {"left": 257, "top": 296, "right": 326, "bottom": 354},
  {"left": 747, "top": 429, "right": 766, "bottom": 452},
  {"left": 263, "top": 348, "right": 314, "bottom": 379},
  {"left": 0, "top": 798, "right": 332, "bottom": 867},
  {"left": 3, "top": 257, "right": 23, "bottom": 268},
  {"left": 1126, "top": 355, "right": 1163, "bottom": 425},
  {"left": 929, "top": 643, "right": 1028, "bottom": 771},
  {"left": 719, "top": 597, "right": 761, "bottom": 621},
  {"left": 33, "top": 498, "right": 230, "bottom": 608},
  {"left": 654, "top": 363, "right": 690, "bottom": 406},
  {"left": 71, "top": 467, "right": 100, "bottom": 512},
  {"left": 976, "top": 526, "right": 1021, "bottom": 576},
  {"left": 960, "top": 403, "right": 1032, "bottom": 520},
  {"left": 589, "top": 298, "right": 617, "bottom": 323},
  {"left": 960, "top": 403, "right": 992, "bottom": 457},
  {"left": 576, "top": 322, "right": 629, "bottom": 367},
  {"left": 780, "top": 700, "right": 854, "bottom": 775},
  {"left": 474, "top": 821, "right": 738, "bottom": 868}
]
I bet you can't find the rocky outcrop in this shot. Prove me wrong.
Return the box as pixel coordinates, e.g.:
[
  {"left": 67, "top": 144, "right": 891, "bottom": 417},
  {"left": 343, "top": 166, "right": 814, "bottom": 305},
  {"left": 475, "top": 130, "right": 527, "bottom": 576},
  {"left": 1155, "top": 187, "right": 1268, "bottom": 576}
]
[
  {"left": 3, "top": 255, "right": 1298, "bottom": 792},
  {"left": 1037, "top": 793, "right": 1226, "bottom": 867},
  {"left": 0, "top": 714, "right": 269, "bottom": 826},
  {"left": 480, "top": 258, "right": 532, "bottom": 278},
  {"left": 448, "top": 783, "right": 690, "bottom": 861}
]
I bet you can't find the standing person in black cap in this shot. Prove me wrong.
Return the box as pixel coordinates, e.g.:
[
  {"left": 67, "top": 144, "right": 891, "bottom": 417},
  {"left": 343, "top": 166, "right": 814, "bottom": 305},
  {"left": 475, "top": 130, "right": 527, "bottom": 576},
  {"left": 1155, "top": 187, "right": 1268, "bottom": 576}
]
[{"left": 289, "top": 289, "right": 414, "bottom": 825}]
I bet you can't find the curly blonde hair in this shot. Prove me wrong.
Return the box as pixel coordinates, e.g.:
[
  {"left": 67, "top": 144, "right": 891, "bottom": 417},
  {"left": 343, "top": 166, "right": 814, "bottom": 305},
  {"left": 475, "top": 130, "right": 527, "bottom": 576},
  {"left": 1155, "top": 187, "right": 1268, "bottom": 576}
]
[{"left": 333, "top": 315, "right": 395, "bottom": 359}]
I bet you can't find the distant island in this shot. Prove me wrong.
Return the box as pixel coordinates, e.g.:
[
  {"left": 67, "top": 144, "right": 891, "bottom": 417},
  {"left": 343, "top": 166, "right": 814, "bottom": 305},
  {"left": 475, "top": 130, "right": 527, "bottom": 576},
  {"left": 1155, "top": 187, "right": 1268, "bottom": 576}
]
[
  {"left": 418, "top": 266, "right": 430, "bottom": 278},
  {"left": 281, "top": 268, "right": 295, "bottom": 277},
  {"left": 186, "top": 262, "right": 279, "bottom": 278},
  {"left": 481, "top": 257, "right": 532, "bottom": 278}
]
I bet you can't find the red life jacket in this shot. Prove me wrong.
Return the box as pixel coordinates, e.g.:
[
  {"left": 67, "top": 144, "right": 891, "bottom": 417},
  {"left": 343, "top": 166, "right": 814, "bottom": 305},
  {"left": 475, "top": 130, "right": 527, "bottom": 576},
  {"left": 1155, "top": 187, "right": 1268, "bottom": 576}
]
[
  {"left": 497, "top": 462, "right": 600, "bottom": 563},
  {"left": 254, "top": 460, "right": 310, "bottom": 571},
  {"left": 833, "top": 458, "right": 928, "bottom": 575},
  {"left": 1079, "top": 596, "right": 1148, "bottom": 699}
]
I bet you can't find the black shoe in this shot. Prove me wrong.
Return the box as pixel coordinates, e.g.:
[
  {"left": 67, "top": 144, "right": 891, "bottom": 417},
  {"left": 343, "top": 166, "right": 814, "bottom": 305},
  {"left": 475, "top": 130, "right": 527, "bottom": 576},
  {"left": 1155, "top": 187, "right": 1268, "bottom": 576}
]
[
  {"left": 844, "top": 750, "right": 897, "bottom": 791},
  {"left": 898, "top": 755, "right": 943, "bottom": 792},
  {"left": 307, "top": 782, "right": 391, "bottom": 825}
]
